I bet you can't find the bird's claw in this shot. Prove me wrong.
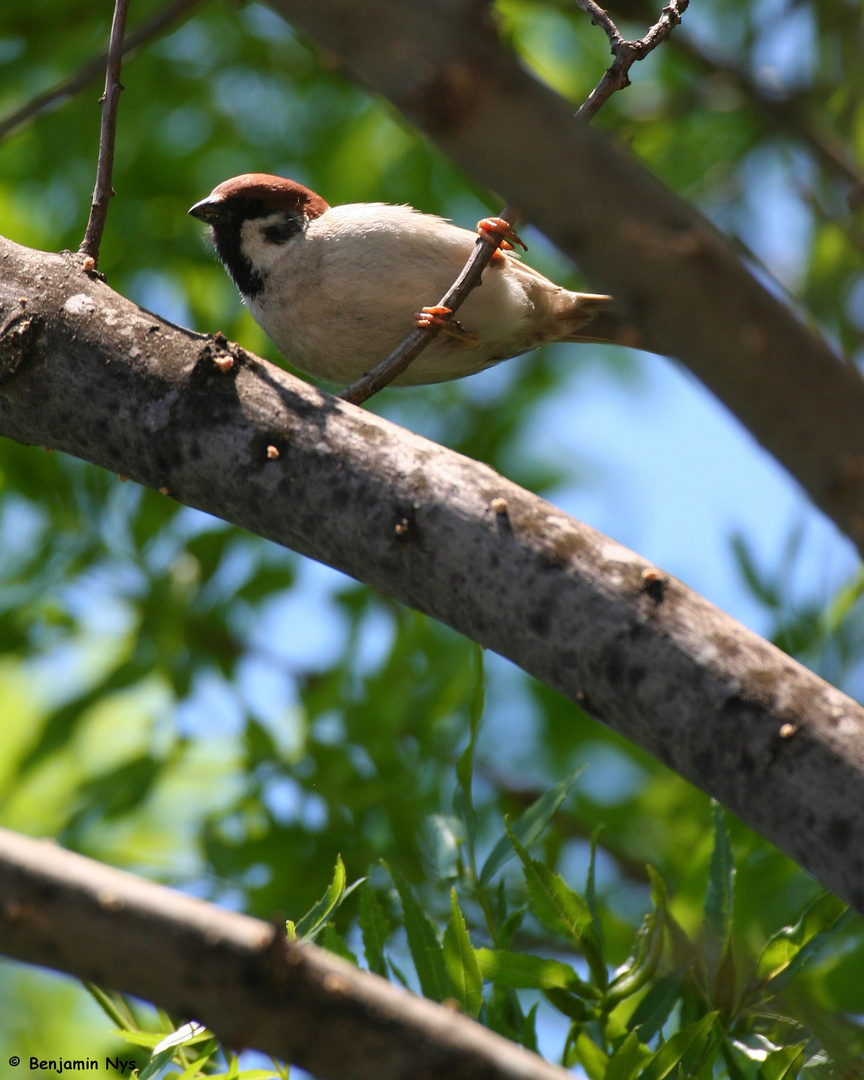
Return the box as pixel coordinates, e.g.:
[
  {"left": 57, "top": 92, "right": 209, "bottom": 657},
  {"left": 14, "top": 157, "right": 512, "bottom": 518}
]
[
  {"left": 414, "top": 306, "right": 478, "bottom": 344},
  {"left": 476, "top": 216, "right": 527, "bottom": 252}
]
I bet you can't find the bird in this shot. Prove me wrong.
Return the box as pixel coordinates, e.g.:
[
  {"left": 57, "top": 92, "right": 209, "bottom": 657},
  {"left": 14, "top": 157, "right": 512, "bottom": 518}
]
[{"left": 189, "top": 173, "right": 617, "bottom": 388}]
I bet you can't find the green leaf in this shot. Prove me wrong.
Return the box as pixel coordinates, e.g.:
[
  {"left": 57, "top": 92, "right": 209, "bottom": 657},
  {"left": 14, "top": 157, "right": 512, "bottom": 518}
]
[
  {"left": 293, "top": 856, "right": 347, "bottom": 942},
  {"left": 506, "top": 823, "right": 592, "bottom": 944},
  {"left": 753, "top": 891, "right": 851, "bottom": 1001},
  {"left": 606, "top": 1031, "right": 654, "bottom": 1080},
  {"left": 111, "top": 1031, "right": 164, "bottom": 1049},
  {"left": 720, "top": 1038, "right": 750, "bottom": 1080},
  {"left": 823, "top": 565, "right": 864, "bottom": 634},
  {"left": 389, "top": 865, "right": 450, "bottom": 1002},
  {"left": 703, "top": 802, "right": 735, "bottom": 987},
  {"left": 138, "top": 1046, "right": 177, "bottom": 1080},
  {"left": 175, "top": 1047, "right": 220, "bottom": 1080},
  {"left": 543, "top": 986, "right": 592, "bottom": 1021},
  {"left": 607, "top": 867, "right": 667, "bottom": 1005},
  {"left": 496, "top": 876, "right": 526, "bottom": 949},
  {"left": 627, "top": 973, "right": 682, "bottom": 1042},
  {"left": 575, "top": 1030, "right": 610, "bottom": 1080},
  {"left": 443, "top": 888, "right": 483, "bottom": 1017},
  {"left": 713, "top": 938, "right": 738, "bottom": 1017},
  {"left": 321, "top": 922, "right": 359, "bottom": 965},
  {"left": 478, "top": 768, "right": 584, "bottom": 887},
  {"left": 359, "top": 884, "right": 392, "bottom": 977},
  {"left": 82, "top": 983, "right": 138, "bottom": 1032},
  {"left": 757, "top": 1042, "right": 808, "bottom": 1080},
  {"left": 229, "top": 1072, "right": 289, "bottom": 1079},
  {"left": 475, "top": 948, "right": 600, "bottom": 997},
  {"left": 454, "top": 644, "right": 484, "bottom": 868},
  {"left": 586, "top": 826, "right": 603, "bottom": 931},
  {"left": 635, "top": 1012, "right": 718, "bottom": 1080},
  {"left": 522, "top": 1002, "right": 539, "bottom": 1053}
]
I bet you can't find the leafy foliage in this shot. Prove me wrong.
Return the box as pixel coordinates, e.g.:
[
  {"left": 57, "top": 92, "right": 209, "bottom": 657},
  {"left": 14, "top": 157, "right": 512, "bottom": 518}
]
[{"left": 92, "top": 763, "right": 862, "bottom": 1079}]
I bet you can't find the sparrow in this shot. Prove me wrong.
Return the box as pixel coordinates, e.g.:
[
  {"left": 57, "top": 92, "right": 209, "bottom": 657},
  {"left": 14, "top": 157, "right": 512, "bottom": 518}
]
[{"left": 189, "top": 173, "right": 616, "bottom": 387}]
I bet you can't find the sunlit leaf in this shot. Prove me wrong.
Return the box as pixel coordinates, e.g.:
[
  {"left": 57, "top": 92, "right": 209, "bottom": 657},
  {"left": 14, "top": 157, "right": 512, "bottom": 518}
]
[
  {"left": 575, "top": 1030, "right": 609, "bottom": 1080},
  {"left": 607, "top": 868, "right": 667, "bottom": 1005},
  {"left": 443, "top": 888, "right": 483, "bottom": 1017},
  {"left": 475, "top": 947, "right": 600, "bottom": 997},
  {"left": 292, "top": 855, "right": 348, "bottom": 941},
  {"left": 753, "top": 892, "right": 851, "bottom": 1002},
  {"left": 505, "top": 823, "right": 591, "bottom": 943},
  {"left": 757, "top": 1042, "right": 808, "bottom": 1080}
]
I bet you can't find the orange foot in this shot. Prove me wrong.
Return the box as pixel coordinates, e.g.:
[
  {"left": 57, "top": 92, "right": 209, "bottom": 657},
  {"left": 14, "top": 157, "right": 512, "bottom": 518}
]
[
  {"left": 414, "top": 305, "right": 478, "bottom": 344},
  {"left": 476, "top": 216, "right": 527, "bottom": 252}
]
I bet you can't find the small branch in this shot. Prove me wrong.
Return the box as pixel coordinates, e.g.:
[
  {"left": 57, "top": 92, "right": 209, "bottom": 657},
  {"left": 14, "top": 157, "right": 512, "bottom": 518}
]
[
  {"left": 571, "top": 0, "right": 623, "bottom": 50},
  {"left": 338, "top": 0, "right": 687, "bottom": 403},
  {"left": 339, "top": 205, "right": 520, "bottom": 405},
  {"left": 0, "top": 0, "right": 203, "bottom": 144},
  {"left": 78, "top": 0, "right": 132, "bottom": 266},
  {"left": 575, "top": 0, "right": 690, "bottom": 123}
]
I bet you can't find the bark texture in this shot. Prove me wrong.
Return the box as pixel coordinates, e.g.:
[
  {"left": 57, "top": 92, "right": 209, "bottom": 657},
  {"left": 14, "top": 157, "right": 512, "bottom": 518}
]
[
  {"left": 2, "top": 236, "right": 864, "bottom": 912},
  {"left": 266, "top": 0, "right": 864, "bottom": 557},
  {"left": 0, "top": 828, "right": 570, "bottom": 1080}
]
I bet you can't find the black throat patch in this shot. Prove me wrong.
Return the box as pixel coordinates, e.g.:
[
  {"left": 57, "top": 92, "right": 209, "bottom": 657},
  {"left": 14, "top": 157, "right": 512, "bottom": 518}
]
[{"left": 211, "top": 200, "right": 303, "bottom": 300}]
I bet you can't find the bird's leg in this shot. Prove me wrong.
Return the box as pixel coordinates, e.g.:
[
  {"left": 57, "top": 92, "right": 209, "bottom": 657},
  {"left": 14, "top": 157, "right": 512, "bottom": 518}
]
[
  {"left": 414, "top": 305, "right": 479, "bottom": 344},
  {"left": 476, "top": 216, "right": 528, "bottom": 252}
]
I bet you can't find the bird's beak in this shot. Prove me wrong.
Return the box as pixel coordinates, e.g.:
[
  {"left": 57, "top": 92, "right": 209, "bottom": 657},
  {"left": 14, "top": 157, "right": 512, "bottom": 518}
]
[{"left": 188, "top": 196, "right": 223, "bottom": 222}]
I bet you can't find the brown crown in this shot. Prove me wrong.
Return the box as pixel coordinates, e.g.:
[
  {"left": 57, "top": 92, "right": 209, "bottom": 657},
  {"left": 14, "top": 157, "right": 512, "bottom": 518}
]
[{"left": 208, "top": 174, "right": 329, "bottom": 220}]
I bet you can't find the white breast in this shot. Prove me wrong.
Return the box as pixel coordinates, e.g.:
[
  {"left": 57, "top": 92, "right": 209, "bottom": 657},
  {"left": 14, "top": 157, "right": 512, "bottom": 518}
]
[{"left": 247, "top": 203, "right": 544, "bottom": 386}]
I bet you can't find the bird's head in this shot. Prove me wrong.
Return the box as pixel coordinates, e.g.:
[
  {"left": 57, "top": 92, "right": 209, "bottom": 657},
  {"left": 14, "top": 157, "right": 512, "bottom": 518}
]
[{"left": 189, "top": 174, "right": 329, "bottom": 298}]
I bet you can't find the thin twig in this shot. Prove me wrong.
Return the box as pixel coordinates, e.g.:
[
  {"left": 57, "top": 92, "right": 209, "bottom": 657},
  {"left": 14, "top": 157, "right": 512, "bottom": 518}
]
[
  {"left": 565, "top": 0, "right": 864, "bottom": 199},
  {"left": 338, "top": 0, "right": 688, "bottom": 404},
  {"left": 575, "top": 0, "right": 690, "bottom": 123},
  {"left": 571, "top": 0, "right": 623, "bottom": 49},
  {"left": 79, "top": 0, "right": 132, "bottom": 266},
  {"left": 0, "top": 0, "right": 202, "bottom": 144},
  {"left": 339, "top": 205, "right": 520, "bottom": 405}
]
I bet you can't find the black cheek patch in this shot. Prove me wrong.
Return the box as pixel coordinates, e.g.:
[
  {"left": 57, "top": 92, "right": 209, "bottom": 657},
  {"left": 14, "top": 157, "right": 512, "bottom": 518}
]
[
  {"left": 212, "top": 225, "right": 268, "bottom": 299},
  {"left": 263, "top": 216, "right": 302, "bottom": 244}
]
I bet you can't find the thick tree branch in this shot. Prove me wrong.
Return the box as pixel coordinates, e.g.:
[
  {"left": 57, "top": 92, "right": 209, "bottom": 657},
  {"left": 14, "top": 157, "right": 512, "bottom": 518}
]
[
  {"left": 2, "top": 236, "right": 864, "bottom": 913},
  {"left": 0, "top": 828, "right": 571, "bottom": 1080},
  {"left": 266, "top": 0, "right": 864, "bottom": 557}
]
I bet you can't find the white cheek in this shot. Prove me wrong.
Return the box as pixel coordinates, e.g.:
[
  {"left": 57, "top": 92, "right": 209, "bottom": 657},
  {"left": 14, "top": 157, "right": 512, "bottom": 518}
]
[{"left": 240, "top": 216, "right": 291, "bottom": 273}]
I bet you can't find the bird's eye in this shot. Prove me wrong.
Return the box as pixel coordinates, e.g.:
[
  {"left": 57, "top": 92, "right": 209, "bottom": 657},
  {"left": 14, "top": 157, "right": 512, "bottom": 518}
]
[{"left": 262, "top": 216, "right": 302, "bottom": 244}]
